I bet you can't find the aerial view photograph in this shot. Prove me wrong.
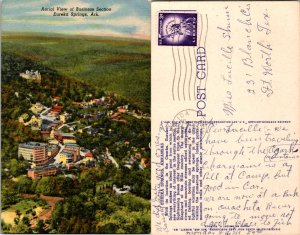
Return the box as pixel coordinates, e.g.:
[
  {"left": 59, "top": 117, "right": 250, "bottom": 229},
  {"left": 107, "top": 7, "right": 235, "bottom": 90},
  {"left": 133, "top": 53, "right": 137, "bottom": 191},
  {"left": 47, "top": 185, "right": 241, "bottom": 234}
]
[{"left": 1, "top": 0, "right": 151, "bottom": 233}]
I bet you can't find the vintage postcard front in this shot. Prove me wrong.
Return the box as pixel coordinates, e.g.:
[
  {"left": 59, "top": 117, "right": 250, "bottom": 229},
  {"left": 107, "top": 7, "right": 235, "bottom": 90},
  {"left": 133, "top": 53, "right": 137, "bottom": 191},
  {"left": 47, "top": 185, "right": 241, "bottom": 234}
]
[
  {"left": 151, "top": 1, "right": 299, "bottom": 235},
  {"left": 1, "top": 0, "right": 151, "bottom": 234}
]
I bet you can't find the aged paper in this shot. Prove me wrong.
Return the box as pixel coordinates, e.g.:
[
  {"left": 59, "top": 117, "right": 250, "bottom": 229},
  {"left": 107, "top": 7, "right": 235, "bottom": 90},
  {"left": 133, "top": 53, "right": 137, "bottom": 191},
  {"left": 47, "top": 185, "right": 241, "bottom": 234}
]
[
  {"left": 151, "top": 1, "right": 300, "bottom": 235},
  {"left": 1, "top": 0, "right": 151, "bottom": 234}
]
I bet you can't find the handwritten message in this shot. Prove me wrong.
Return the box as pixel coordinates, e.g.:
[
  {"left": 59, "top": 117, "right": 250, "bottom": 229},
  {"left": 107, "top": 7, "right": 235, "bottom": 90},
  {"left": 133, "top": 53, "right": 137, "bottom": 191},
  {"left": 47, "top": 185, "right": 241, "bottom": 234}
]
[
  {"left": 154, "top": 120, "right": 299, "bottom": 234},
  {"left": 201, "top": 121, "right": 299, "bottom": 233}
]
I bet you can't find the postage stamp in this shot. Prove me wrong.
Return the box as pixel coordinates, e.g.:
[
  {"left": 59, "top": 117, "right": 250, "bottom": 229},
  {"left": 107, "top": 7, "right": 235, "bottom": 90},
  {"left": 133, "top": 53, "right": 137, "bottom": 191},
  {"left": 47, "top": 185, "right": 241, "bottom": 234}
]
[{"left": 158, "top": 12, "right": 197, "bottom": 46}]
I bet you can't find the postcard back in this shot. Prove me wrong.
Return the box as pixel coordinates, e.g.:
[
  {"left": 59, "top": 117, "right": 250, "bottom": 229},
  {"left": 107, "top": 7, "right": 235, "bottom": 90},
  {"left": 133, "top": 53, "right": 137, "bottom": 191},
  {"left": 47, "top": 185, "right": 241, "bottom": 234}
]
[{"left": 151, "top": 1, "right": 300, "bottom": 235}]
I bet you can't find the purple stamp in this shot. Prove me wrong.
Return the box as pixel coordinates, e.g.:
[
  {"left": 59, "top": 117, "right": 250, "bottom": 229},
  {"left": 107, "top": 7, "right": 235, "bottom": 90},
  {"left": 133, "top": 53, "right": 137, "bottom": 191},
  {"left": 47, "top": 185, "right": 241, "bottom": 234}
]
[{"left": 158, "top": 12, "right": 197, "bottom": 46}]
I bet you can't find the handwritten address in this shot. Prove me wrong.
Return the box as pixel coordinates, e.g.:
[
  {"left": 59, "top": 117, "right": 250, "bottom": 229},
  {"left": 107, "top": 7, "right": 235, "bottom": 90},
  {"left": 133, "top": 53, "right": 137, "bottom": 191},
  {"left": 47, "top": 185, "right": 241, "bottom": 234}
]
[{"left": 218, "top": 4, "right": 275, "bottom": 117}]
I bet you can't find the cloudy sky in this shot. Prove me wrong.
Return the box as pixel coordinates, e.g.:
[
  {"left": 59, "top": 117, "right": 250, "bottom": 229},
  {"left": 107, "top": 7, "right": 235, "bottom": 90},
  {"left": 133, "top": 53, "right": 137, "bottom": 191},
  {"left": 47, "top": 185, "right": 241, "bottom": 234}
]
[{"left": 2, "top": 0, "right": 150, "bottom": 39}]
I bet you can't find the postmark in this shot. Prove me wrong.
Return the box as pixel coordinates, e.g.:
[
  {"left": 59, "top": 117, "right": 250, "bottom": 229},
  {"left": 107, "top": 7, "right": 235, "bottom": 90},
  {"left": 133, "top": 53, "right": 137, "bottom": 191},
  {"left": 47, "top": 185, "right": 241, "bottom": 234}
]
[
  {"left": 159, "top": 109, "right": 213, "bottom": 137},
  {"left": 158, "top": 12, "right": 197, "bottom": 46},
  {"left": 173, "top": 109, "right": 208, "bottom": 135}
]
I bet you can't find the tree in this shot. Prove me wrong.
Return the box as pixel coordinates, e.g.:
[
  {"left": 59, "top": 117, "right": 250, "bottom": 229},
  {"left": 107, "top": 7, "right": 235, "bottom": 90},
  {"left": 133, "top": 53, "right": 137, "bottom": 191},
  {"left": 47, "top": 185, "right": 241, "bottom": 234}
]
[
  {"left": 35, "top": 177, "right": 53, "bottom": 195},
  {"left": 22, "top": 216, "right": 31, "bottom": 227},
  {"left": 15, "top": 210, "right": 21, "bottom": 217},
  {"left": 14, "top": 209, "right": 21, "bottom": 225},
  {"left": 10, "top": 221, "right": 32, "bottom": 234},
  {"left": 35, "top": 219, "right": 46, "bottom": 234},
  {"left": 7, "top": 159, "right": 21, "bottom": 177},
  {"left": 1, "top": 219, "right": 12, "bottom": 233},
  {"left": 1, "top": 184, "right": 19, "bottom": 209},
  {"left": 129, "top": 169, "right": 151, "bottom": 199},
  {"left": 51, "top": 202, "right": 63, "bottom": 230},
  {"left": 17, "top": 176, "right": 32, "bottom": 194},
  {"left": 121, "top": 193, "right": 150, "bottom": 212},
  {"left": 99, "top": 222, "right": 118, "bottom": 234},
  {"left": 32, "top": 210, "right": 36, "bottom": 217}
]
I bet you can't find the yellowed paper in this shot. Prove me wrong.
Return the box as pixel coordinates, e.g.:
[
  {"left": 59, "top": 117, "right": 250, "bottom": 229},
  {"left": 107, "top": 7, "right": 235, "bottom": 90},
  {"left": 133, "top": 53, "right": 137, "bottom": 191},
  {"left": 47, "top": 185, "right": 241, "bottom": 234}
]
[{"left": 151, "top": 1, "right": 300, "bottom": 235}]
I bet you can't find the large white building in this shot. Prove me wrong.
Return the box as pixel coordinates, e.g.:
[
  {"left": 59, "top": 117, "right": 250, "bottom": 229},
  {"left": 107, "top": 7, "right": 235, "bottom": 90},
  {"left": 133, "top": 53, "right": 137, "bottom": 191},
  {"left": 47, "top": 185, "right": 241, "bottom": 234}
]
[
  {"left": 20, "top": 70, "right": 41, "bottom": 83},
  {"left": 18, "top": 142, "right": 48, "bottom": 166}
]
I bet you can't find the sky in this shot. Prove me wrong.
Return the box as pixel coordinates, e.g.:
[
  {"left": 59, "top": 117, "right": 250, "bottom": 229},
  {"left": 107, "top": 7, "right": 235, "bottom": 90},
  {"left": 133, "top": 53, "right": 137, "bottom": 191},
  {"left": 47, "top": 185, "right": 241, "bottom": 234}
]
[{"left": 2, "top": 0, "right": 151, "bottom": 39}]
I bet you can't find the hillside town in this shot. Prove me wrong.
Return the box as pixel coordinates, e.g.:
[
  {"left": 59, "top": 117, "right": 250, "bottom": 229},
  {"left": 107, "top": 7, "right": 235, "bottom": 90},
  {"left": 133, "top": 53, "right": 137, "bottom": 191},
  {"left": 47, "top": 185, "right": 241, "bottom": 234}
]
[
  {"left": 2, "top": 30, "right": 151, "bottom": 233},
  {"left": 17, "top": 70, "right": 151, "bottom": 183}
]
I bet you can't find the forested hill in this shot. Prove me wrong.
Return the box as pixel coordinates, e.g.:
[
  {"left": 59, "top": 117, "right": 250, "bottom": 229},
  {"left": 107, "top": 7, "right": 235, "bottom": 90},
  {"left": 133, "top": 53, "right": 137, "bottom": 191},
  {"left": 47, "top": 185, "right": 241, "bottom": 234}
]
[
  {"left": 2, "top": 33, "right": 150, "bottom": 112},
  {"left": 1, "top": 49, "right": 151, "bottom": 234},
  {"left": 1, "top": 51, "right": 105, "bottom": 106},
  {"left": 1, "top": 51, "right": 103, "bottom": 162}
]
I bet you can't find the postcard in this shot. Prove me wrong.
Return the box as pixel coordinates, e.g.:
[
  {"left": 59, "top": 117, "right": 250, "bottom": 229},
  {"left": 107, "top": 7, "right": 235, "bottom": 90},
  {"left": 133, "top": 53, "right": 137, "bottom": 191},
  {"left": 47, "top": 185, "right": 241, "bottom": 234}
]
[
  {"left": 151, "top": 1, "right": 300, "bottom": 235},
  {"left": 1, "top": 0, "right": 150, "bottom": 234}
]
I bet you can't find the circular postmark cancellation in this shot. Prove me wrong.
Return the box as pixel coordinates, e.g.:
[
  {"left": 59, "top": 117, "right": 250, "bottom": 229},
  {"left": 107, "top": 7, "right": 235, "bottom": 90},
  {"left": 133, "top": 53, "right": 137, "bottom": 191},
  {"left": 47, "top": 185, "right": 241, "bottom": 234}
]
[{"left": 159, "top": 109, "right": 212, "bottom": 137}]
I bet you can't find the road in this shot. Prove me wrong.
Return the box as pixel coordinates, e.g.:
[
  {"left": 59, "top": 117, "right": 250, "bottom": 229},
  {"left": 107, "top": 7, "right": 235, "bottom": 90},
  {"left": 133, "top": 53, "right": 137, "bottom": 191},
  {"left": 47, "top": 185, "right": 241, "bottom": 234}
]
[
  {"left": 39, "top": 107, "right": 55, "bottom": 122},
  {"left": 106, "top": 150, "right": 119, "bottom": 168},
  {"left": 57, "top": 121, "right": 80, "bottom": 130}
]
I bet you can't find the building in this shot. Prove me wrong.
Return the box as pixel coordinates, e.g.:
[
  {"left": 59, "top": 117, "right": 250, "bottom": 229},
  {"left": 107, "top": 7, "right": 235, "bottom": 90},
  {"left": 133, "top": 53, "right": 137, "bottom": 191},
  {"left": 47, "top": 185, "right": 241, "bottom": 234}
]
[
  {"left": 52, "top": 96, "right": 61, "bottom": 102},
  {"left": 20, "top": 70, "right": 41, "bottom": 83},
  {"left": 71, "top": 101, "right": 84, "bottom": 107},
  {"left": 51, "top": 105, "right": 63, "bottom": 113},
  {"left": 55, "top": 131, "right": 76, "bottom": 144},
  {"left": 85, "top": 152, "right": 94, "bottom": 158},
  {"left": 63, "top": 138, "right": 77, "bottom": 144},
  {"left": 49, "top": 129, "right": 56, "bottom": 139},
  {"left": 57, "top": 149, "right": 78, "bottom": 164},
  {"left": 27, "top": 165, "right": 59, "bottom": 179},
  {"left": 66, "top": 162, "right": 75, "bottom": 170},
  {"left": 87, "top": 98, "right": 101, "bottom": 107},
  {"left": 49, "top": 139, "right": 59, "bottom": 145},
  {"left": 59, "top": 112, "right": 70, "bottom": 123},
  {"left": 18, "top": 142, "right": 48, "bottom": 166},
  {"left": 48, "top": 144, "right": 60, "bottom": 160},
  {"left": 40, "top": 131, "right": 51, "bottom": 140},
  {"left": 30, "top": 102, "right": 44, "bottom": 113},
  {"left": 65, "top": 143, "right": 80, "bottom": 161},
  {"left": 104, "top": 158, "right": 112, "bottom": 166},
  {"left": 23, "top": 115, "right": 42, "bottom": 130},
  {"left": 140, "top": 157, "right": 150, "bottom": 169},
  {"left": 18, "top": 113, "right": 30, "bottom": 123},
  {"left": 113, "top": 185, "right": 131, "bottom": 195},
  {"left": 117, "top": 107, "right": 127, "bottom": 113}
]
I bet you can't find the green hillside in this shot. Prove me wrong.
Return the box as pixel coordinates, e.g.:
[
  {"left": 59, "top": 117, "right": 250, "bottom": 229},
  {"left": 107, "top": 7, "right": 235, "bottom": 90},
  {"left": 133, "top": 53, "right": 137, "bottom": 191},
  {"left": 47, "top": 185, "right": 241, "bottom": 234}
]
[{"left": 2, "top": 33, "right": 150, "bottom": 111}]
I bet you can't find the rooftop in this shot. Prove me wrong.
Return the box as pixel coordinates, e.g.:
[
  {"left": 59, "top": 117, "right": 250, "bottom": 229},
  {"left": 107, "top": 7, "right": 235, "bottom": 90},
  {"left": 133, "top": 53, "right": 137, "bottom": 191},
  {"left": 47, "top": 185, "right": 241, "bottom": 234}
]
[
  {"left": 61, "top": 149, "right": 76, "bottom": 155},
  {"left": 65, "top": 143, "right": 79, "bottom": 147},
  {"left": 19, "top": 142, "right": 47, "bottom": 149},
  {"left": 61, "top": 133, "right": 75, "bottom": 137},
  {"left": 85, "top": 152, "right": 93, "bottom": 157},
  {"left": 28, "top": 165, "right": 57, "bottom": 171}
]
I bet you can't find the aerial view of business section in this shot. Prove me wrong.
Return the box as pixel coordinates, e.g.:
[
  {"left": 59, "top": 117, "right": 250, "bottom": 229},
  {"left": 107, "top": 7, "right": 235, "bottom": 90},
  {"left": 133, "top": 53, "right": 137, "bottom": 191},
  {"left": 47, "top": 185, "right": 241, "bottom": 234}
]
[{"left": 1, "top": 0, "right": 151, "bottom": 233}]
